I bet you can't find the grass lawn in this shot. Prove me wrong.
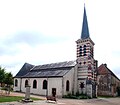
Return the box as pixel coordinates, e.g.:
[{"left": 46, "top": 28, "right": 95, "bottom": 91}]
[{"left": 0, "top": 96, "right": 41, "bottom": 103}]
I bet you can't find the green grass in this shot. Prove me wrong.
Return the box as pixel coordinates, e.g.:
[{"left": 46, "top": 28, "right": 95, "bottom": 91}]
[{"left": 0, "top": 96, "right": 41, "bottom": 103}]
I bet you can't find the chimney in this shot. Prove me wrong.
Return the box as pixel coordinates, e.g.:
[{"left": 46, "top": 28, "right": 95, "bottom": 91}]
[{"left": 104, "top": 63, "right": 107, "bottom": 67}]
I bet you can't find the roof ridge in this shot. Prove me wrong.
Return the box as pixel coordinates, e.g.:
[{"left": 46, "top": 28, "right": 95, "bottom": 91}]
[
  {"left": 35, "top": 60, "right": 75, "bottom": 67},
  {"left": 31, "top": 60, "right": 76, "bottom": 71}
]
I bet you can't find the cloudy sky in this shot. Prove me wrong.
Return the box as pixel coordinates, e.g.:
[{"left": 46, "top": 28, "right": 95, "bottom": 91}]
[{"left": 0, "top": 0, "right": 120, "bottom": 78}]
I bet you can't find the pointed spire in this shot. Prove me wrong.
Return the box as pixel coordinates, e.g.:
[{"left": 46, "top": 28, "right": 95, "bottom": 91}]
[{"left": 81, "top": 5, "right": 90, "bottom": 39}]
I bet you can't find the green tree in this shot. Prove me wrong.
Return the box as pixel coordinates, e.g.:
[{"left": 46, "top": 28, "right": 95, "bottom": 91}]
[
  {"left": 4, "top": 72, "right": 13, "bottom": 86},
  {"left": 4, "top": 72, "right": 13, "bottom": 94},
  {"left": 0, "top": 66, "right": 5, "bottom": 87}
]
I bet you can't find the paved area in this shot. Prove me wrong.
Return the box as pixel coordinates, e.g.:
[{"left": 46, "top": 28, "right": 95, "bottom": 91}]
[{"left": 0, "top": 92, "right": 120, "bottom": 105}]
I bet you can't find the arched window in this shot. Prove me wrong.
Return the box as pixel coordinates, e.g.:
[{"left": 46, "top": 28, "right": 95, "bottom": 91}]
[
  {"left": 66, "top": 80, "right": 70, "bottom": 91},
  {"left": 84, "top": 45, "right": 86, "bottom": 48},
  {"left": 80, "top": 48, "right": 82, "bottom": 51},
  {"left": 80, "top": 46, "right": 82, "bottom": 48},
  {"left": 15, "top": 79, "right": 18, "bottom": 87},
  {"left": 25, "top": 80, "right": 28, "bottom": 87},
  {"left": 84, "top": 47, "right": 86, "bottom": 51},
  {"left": 43, "top": 80, "right": 47, "bottom": 89},
  {"left": 33, "top": 80, "right": 37, "bottom": 89}
]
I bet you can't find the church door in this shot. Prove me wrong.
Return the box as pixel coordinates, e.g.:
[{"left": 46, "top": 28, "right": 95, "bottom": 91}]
[{"left": 52, "top": 88, "right": 56, "bottom": 97}]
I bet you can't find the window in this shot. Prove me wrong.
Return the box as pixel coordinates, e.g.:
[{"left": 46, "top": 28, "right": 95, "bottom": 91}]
[
  {"left": 80, "top": 48, "right": 82, "bottom": 51},
  {"left": 79, "top": 62, "right": 82, "bottom": 65},
  {"left": 80, "top": 46, "right": 82, "bottom": 48},
  {"left": 84, "top": 45, "right": 86, "bottom": 48},
  {"left": 15, "top": 79, "right": 18, "bottom": 87},
  {"left": 80, "top": 46, "right": 82, "bottom": 52},
  {"left": 80, "top": 52, "right": 82, "bottom": 54},
  {"left": 84, "top": 48, "right": 86, "bottom": 51},
  {"left": 84, "top": 50, "right": 86, "bottom": 53},
  {"left": 25, "top": 80, "right": 28, "bottom": 87},
  {"left": 43, "top": 80, "right": 47, "bottom": 89},
  {"left": 33, "top": 80, "right": 37, "bottom": 89},
  {"left": 84, "top": 53, "right": 87, "bottom": 56},
  {"left": 66, "top": 80, "right": 70, "bottom": 91}
]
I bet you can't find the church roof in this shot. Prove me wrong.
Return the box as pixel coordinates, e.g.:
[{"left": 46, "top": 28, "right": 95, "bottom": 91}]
[
  {"left": 23, "top": 67, "right": 72, "bottom": 78},
  {"left": 15, "top": 60, "right": 76, "bottom": 78},
  {"left": 31, "top": 61, "right": 76, "bottom": 71},
  {"left": 81, "top": 6, "right": 90, "bottom": 39},
  {"left": 15, "top": 63, "right": 34, "bottom": 78}
]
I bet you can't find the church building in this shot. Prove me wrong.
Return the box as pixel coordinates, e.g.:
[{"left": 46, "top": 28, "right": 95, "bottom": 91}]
[{"left": 14, "top": 6, "right": 97, "bottom": 98}]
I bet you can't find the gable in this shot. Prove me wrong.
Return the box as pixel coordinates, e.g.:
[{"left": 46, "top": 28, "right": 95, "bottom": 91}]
[
  {"left": 15, "top": 63, "right": 34, "bottom": 78},
  {"left": 98, "top": 64, "right": 110, "bottom": 75}
]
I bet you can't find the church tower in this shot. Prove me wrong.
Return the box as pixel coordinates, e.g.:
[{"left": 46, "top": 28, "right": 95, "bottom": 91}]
[{"left": 76, "top": 5, "right": 97, "bottom": 97}]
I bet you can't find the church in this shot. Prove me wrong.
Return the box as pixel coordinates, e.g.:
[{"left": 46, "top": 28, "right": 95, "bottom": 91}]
[{"left": 14, "top": 6, "right": 97, "bottom": 98}]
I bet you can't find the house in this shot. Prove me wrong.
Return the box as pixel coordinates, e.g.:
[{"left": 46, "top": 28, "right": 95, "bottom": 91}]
[{"left": 97, "top": 64, "right": 120, "bottom": 96}]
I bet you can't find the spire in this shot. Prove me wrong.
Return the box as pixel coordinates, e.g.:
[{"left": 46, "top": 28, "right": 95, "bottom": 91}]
[{"left": 81, "top": 5, "right": 90, "bottom": 39}]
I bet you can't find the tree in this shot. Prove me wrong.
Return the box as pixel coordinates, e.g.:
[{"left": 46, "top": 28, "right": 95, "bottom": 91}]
[
  {"left": 4, "top": 72, "right": 13, "bottom": 86},
  {"left": 0, "top": 66, "right": 5, "bottom": 87},
  {"left": 4, "top": 72, "right": 13, "bottom": 94},
  {"left": 0, "top": 66, "right": 13, "bottom": 95}
]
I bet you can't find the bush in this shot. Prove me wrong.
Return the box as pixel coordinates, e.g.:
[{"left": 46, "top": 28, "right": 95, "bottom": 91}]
[{"left": 62, "top": 92, "right": 91, "bottom": 99}]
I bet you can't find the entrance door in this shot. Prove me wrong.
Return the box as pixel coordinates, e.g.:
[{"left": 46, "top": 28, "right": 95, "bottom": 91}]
[{"left": 52, "top": 88, "right": 56, "bottom": 97}]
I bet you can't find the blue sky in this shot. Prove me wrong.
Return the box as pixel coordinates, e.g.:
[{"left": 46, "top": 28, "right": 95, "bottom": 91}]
[{"left": 0, "top": 0, "right": 120, "bottom": 78}]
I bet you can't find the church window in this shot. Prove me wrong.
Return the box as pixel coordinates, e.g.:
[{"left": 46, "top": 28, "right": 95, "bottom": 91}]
[
  {"left": 84, "top": 45, "right": 86, "bottom": 48},
  {"left": 15, "top": 79, "right": 18, "bottom": 87},
  {"left": 25, "top": 80, "right": 28, "bottom": 87},
  {"left": 80, "top": 48, "right": 82, "bottom": 51},
  {"left": 33, "top": 80, "right": 37, "bottom": 89},
  {"left": 79, "top": 62, "right": 82, "bottom": 65},
  {"left": 80, "top": 52, "right": 82, "bottom": 54},
  {"left": 66, "top": 80, "right": 70, "bottom": 91},
  {"left": 80, "top": 46, "right": 82, "bottom": 48},
  {"left": 43, "top": 80, "right": 47, "bottom": 89},
  {"left": 84, "top": 53, "right": 86, "bottom": 56},
  {"left": 84, "top": 50, "right": 86, "bottom": 53},
  {"left": 84, "top": 47, "right": 86, "bottom": 51}
]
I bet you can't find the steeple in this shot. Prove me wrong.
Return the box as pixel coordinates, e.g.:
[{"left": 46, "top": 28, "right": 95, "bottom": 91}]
[{"left": 81, "top": 5, "right": 90, "bottom": 39}]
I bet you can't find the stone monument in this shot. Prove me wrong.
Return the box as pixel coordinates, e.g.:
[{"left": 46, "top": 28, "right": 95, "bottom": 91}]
[{"left": 22, "top": 85, "right": 33, "bottom": 102}]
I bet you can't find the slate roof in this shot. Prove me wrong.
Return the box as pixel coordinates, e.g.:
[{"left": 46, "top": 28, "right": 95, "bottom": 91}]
[
  {"left": 23, "top": 67, "right": 72, "bottom": 78},
  {"left": 15, "top": 61, "right": 76, "bottom": 78},
  {"left": 31, "top": 61, "right": 76, "bottom": 71},
  {"left": 15, "top": 63, "right": 34, "bottom": 78},
  {"left": 81, "top": 6, "right": 90, "bottom": 39}
]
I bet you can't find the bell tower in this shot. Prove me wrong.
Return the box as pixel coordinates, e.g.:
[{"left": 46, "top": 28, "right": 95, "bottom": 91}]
[{"left": 76, "top": 5, "right": 97, "bottom": 97}]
